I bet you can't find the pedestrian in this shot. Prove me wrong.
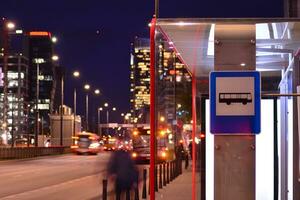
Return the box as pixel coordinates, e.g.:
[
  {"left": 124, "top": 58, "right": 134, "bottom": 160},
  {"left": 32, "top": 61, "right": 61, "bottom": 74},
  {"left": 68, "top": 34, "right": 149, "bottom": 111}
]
[
  {"left": 185, "top": 150, "right": 189, "bottom": 169},
  {"left": 188, "top": 142, "right": 192, "bottom": 159},
  {"left": 107, "top": 149, "right": 139, "bottom": 200}
]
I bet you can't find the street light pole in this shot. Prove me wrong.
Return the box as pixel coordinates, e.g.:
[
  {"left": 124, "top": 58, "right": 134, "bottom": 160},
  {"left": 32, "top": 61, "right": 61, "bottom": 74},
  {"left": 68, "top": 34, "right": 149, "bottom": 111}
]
[
  {"left": 98, "top": 107, "right": 103, "bottom": 137},
  {"left": 60, "top": 73, "right": 64, "bottom": 146},
  {"left": 84, "top": 84, "right": 90, "bottom": 131},
  {"left": 86, "top": 94, "right": 89, "bottom": 131},
  {"left": 73, "top": 88, "right": 76, "bottom": 136},
  {"left": 72, "top": 71, "right": 80, "bottom": 141},
  {"left": 2, "top": 19, "right": 9, "bottom": 140},
  {"left": 35, "top": 62, "right": 40, "bottom": 147},
  {"left": 11, "top": 98, "right": 14, "bottom": 148}
]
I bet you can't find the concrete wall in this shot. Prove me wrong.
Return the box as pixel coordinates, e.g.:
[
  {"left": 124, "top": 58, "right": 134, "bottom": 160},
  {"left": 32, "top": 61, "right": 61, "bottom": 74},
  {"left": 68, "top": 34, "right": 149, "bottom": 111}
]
[
  {"left": 50, "top": 115, "right": 81, "bottom": 146},
  {"left": 0, "top": 147, "right": 70, "bottom": 159}
]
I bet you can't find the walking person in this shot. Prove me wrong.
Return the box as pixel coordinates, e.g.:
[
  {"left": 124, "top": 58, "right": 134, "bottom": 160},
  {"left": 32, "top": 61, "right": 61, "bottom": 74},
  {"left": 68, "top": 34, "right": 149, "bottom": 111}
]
[{"left": 107, "top": 149, "right": 138, "bottom": 200}]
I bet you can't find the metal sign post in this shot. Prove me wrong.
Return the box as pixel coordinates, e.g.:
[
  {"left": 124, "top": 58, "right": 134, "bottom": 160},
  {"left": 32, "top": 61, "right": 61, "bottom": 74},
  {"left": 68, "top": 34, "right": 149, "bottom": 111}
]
[{"left": 213, "top": 24, "right": 257, "bottom": 200}]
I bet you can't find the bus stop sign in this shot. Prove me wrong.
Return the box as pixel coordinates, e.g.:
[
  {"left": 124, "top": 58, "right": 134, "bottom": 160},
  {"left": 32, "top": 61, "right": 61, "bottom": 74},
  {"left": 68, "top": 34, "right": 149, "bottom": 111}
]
[{"left": 210, "top": 71, "right": 261, "bottom": 134}]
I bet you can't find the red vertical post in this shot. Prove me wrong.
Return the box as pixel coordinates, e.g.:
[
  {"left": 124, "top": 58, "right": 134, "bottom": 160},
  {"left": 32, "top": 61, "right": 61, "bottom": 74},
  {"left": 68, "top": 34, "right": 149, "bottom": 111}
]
[
  {"left": 192, "top": 73, "right": 197, "bottom": 200},
  {"left": 150, "top": 17, "right": 156, "bottom": 200}
]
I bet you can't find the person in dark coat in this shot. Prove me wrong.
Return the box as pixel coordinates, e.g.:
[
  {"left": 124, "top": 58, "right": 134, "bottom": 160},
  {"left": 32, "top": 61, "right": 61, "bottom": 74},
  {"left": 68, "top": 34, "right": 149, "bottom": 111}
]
[{"left": 107, "top": 149, "right": 138, "bottom": 200}]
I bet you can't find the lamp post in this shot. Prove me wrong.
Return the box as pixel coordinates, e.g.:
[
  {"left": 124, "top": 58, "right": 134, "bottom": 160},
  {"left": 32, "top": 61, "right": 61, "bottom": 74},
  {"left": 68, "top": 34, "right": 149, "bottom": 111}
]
[
  {"left": 98, "top": 107, "right": 103, "bottom": 137},
  {"left": 93, "top": 89, "right": 101, "bottom": 133},
  {"left": 103, "top": 103, "right": 117, "bottom": 135},
  {"left": 104, "top": 103, "right": 109, "bottom": 134},
  {"left": 84, "top": 84, "right": 90, "bottom": 131},
  {"left": 60, "top": 67, "right": 64, "bottom": 146},
  {"left": 121, "top": 113, "right": 124, "bottom": 124},
  {"left": 72, "top": 71, "right": 80, "bottom": 140}
]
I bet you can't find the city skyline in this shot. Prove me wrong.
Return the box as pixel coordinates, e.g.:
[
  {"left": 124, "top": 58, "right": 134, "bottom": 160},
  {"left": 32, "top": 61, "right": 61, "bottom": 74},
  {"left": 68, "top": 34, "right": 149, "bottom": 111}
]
[{"left": 0, "top": 0, "right": 283, "bottom": 120}]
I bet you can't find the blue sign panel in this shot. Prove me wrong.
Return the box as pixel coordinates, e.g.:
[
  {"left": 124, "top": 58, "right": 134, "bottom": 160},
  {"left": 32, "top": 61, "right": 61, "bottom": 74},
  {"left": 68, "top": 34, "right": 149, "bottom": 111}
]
[{"left": 210, "top": 71, "right": 261, "bottom": 134}]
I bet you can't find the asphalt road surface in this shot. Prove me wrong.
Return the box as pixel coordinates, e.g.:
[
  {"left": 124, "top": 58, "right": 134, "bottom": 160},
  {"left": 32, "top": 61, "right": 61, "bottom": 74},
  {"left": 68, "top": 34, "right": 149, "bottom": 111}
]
[{"left": 0, "top": 153, "right": 113, "bottom": 200}]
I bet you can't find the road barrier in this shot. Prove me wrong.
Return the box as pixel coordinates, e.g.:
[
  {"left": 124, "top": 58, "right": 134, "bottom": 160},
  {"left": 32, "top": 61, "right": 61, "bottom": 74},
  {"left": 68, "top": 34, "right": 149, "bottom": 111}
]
[
  {"left": 0, "top": 147, "right": 71, "bottom": 160},
  {"left": 102, "top": 158, "right": 184, "bottom": 200}
]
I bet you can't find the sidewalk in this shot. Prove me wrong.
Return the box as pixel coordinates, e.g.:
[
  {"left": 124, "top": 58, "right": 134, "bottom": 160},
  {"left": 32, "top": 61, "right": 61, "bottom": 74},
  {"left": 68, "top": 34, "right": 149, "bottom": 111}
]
[
  {"left": 92, "top": 164, "right": 198, "bottom": 200},
  {"left": 155, "top": 168, "right": 194, "bottom": 200}
]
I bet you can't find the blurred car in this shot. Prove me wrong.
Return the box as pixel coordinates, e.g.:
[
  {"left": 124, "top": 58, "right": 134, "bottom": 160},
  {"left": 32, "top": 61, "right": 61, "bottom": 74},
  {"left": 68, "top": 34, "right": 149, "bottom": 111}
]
[
  {"left": 71, "top": 132, "right": 100, "bottom": 155},
  {"left": 102, "top": 137, "right": 117, "bottom": 151},
  {"left": 14, "top": 138, "right": 33, "bottom": 147}
]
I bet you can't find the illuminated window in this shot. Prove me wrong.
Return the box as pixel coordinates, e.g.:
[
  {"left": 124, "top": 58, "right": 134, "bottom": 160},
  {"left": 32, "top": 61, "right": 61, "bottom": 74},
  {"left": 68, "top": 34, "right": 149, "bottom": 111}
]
[{"left": 7, "top": 72, "right": 18, "bottom": 79}]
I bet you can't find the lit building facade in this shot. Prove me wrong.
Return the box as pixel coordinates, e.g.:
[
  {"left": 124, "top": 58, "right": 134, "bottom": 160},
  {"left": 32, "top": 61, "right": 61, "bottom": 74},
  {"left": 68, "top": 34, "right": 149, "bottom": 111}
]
[
  {"left": 0, "top": 21, "right": 30, "bottom": 145},
  {"left": 130, "top": 38, "right": 151, "bottom": 123},
  {"left": 130, "top": 37, "right": 191, "bottom": 125},
  {"left": 0, "top": 55, "right": 29, "bottom": 143},
  {"left": 26, "top": 31, "right": 57, "bottom": 135}
]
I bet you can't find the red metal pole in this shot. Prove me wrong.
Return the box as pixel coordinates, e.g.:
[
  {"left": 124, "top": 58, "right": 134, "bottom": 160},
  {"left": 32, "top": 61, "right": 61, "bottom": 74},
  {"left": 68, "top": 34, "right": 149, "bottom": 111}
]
[
  {"left": 192, "top": 73, "right": 197, "bottom": 200},
  {"left": 150, "top": 17, "right": 156, "bottom": 200}
]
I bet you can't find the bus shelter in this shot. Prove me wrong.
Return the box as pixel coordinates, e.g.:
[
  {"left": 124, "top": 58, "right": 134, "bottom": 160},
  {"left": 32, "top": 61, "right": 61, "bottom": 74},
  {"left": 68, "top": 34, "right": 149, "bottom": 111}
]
[{"left": 150, "top": 18, "right": 300, "bottom": 200}]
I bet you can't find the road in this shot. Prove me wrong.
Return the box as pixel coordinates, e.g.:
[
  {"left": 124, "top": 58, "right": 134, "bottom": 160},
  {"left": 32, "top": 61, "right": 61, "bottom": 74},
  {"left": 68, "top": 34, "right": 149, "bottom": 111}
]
[{"left": 0, "top": 153, "right": 112, "bottom": 200}]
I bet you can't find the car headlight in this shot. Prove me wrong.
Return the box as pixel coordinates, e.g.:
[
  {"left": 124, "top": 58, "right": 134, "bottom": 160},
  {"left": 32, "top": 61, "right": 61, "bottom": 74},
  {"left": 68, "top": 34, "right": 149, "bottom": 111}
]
[
  {"left": 161, "top": 151, "right": 167, "bottom": 158},
  {"left": 132, "top": 152, "right": 137, "bottom": 158},
  {"left": 89, "top": 143, "right": 99, "bottom": 149}
]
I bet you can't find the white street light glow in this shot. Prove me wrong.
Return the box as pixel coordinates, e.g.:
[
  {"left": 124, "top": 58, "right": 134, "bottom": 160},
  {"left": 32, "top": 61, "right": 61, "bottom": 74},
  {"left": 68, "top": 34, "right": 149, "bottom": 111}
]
[
  {"left": 6, "top": 22, "right": 15, "bottom": 29},
  {"left": 84, "top": 84, "right": 90, "bottom": 90},
  {"left": 52, "top": 55, "right": 59, "bottom": 61},
  {"left": 73, "top": 71, "right": 80, "bottom": 77},
  {"left": 94, "top": 89, "right": 100, "bottom": 95},
  {"left": 51, "top": 36, "right": 58, "bottom": 43}
]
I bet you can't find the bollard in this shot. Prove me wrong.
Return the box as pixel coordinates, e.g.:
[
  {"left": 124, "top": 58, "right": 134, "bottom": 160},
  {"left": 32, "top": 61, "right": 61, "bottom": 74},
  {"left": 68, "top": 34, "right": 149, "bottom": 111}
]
[
  {"left": 170, "top": 161, "right": 173, "bottom": 181},
  {"left": 148, "top": 168, "right": 150, "bottom": 195},
  {"left": 142, "top": 169, "right": 147, "bottom": 199},
  {"left": 102, "top": 179, "right": 108, "bottom": 200},
  {"left": 159, "top": 164, "right": 162, "bottom": 189},
  {"left": 126, "top": 189, "right": 130, "bottom": 200},
  {"left": 175, "top": 159, "right": 178, "bottom": 177},
  {"left": 179, "top": 158, "right": 182, "bottom": 175},
  {"left": 175, "top": 160, "right": 178, "bottom": 178},
  {"left": 166, "top": 162, "right": 170, "bottom": 184},
  {"left": 135, "top": 186, "right": 139, "bottom": 200},
  {"left": 155, "top": 165, "right": 158, "bottom": 191},
  {"left": 163, "top": 163, "right": 166, "bottom": 186}
]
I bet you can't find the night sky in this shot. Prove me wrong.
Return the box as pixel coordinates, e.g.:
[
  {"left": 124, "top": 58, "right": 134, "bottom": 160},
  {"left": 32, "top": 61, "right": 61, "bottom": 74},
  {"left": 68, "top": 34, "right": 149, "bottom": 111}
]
[{"left": 1, "top": 0, "right": 283, "bottom": 122}]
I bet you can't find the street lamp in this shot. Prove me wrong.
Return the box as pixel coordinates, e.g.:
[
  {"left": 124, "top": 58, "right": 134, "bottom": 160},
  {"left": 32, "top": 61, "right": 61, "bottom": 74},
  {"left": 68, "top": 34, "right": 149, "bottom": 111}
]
[
  {"left": 6, "top": 22, "right": 15, "bottom": 30},
  {"left": 98, "top": 107, "right": 103, "bottom": 137},
  {"left": 84, "top": 84, "right": 90, "bottom": 131},
  {"left": 72, "top": 71, "right": 80, "bottom": 140},
  {"left": 52, "top": 55, "right": 59, "bottom": 61},
  {"left": 51, "top": 36, "right": 58, "bottom": 43},
  {"left": 94, "top": 89, "right": 100, "bottom": 95},
  {"left": 103, "top": 103, "right": 117, "bottom": 135}
]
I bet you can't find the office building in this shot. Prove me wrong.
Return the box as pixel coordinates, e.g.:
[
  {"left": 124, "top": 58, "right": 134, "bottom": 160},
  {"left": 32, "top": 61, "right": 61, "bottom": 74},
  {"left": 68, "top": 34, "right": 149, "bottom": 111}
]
[
  {"left": 0, "top": 55, "right": 29, "bottom": 144},
  {"left": 130, "top": 37, "right": 191, "bottom": 125},
  {"left": 130, "top": 38, "right": 151, "bottom": 124},
  {"left": 0, "top": 20, "right": 29, "bottom": 145},
  {"left": 26, "top": 31, "right": 57, "bottom": 135}
]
